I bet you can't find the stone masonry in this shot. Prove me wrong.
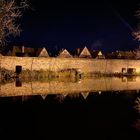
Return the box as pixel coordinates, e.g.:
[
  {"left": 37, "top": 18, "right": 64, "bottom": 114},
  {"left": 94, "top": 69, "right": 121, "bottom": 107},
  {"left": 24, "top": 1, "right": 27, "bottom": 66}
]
[{"left": 1, "top": 56, "right": 140, "bottom": 74}]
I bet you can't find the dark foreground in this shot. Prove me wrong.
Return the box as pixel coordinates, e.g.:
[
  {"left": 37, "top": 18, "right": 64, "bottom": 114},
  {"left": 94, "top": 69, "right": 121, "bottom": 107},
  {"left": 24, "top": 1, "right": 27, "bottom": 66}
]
[{"left": 0, "top": 91, "right": 140, "bottom": 139}]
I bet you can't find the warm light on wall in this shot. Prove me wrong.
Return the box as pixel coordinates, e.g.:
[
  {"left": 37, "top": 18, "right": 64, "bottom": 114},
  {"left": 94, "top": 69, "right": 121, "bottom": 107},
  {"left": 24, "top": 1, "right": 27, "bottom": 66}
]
[{"left": 136, "top": 68, "right": 140, "bottom": 74}]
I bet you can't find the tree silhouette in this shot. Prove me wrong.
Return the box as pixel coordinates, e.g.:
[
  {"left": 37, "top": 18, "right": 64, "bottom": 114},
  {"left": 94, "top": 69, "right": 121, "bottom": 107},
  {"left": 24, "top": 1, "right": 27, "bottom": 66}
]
[
  {"left": 133, "top": 7, "right": 140, "bottom": 41},
  {"left": 0, "top": 0, "right": 28, "bottom": 49}
]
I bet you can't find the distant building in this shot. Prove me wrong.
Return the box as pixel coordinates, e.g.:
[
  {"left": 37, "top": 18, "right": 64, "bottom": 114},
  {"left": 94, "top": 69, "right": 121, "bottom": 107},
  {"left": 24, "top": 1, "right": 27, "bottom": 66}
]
[
  {"left": 7, "top": 46, "right": 35, "bottom": 57},
  {"left": 3, "top": 46, "right": 50, "bottom": 57},
  {"left": 116, "top": 51, "right": 135, "bottom": 59},
  {"left": 79, "top": 46, "right": 92, "bottom": 58},
  {"left": 96, "top": 51, "right": 105, "bottom": 59},
  {"left": 91, "top": 50, "right": 105, "bottom": 59},
  {"left": 1, "top": 45, "right": 138, "bottom": 60},
  {"left": 58, "top": 49, "right": 72, "bottom": 58},
  {"left": 36, "top": 47, "right": 49, "bottom": 57},
  {"left": 105, "top": 50, "right": 135, "bottom": 59}
]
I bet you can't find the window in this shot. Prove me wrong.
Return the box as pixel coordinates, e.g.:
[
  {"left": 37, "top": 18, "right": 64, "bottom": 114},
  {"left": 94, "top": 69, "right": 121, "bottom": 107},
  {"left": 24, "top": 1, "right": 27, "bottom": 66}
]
[{"left": 16, "top": 66, "right": 22, "bottom": 74}]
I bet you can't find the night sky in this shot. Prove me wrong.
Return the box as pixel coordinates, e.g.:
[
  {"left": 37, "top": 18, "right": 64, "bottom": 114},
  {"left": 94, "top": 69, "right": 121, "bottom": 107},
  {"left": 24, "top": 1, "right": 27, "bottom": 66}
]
[{"left": 11, "top": 0, "right": 140, "bottom": 53}]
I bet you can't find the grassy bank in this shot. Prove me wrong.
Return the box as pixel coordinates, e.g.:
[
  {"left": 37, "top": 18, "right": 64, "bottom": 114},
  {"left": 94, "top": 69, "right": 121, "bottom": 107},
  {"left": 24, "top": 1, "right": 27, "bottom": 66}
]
[
  {"left": 0, "top": 68, "right": 140, "bottom": 83},
  {"left": 0, "top": 68, "right": 15, "bottom": 84},
  {"left": 0, "top": 68, "right": 79, "bottom": 83}
]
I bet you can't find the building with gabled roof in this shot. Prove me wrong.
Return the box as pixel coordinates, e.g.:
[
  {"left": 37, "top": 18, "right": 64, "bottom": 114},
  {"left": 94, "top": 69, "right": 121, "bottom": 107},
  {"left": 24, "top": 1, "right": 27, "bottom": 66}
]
[
  {"left": 58, "top": 49, "right": 72, "bottom": 58},
  {"left": 7, "top": 46, "right": 35, "bottom": 57},
  {"left": 96, "top": 51, "right": 105, "bottom": 59},
  {"left": 37, "top": 47, "right": 49, "bottom": 57},
  {"left": 79, "top": 46, "right": 92, "bottom": 58}
]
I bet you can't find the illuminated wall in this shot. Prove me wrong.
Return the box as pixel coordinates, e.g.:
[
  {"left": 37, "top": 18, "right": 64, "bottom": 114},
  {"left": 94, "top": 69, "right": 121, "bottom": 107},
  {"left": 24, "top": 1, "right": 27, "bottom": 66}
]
[{"left": 1, "top": 56, "right": 140, "bottom": 74}]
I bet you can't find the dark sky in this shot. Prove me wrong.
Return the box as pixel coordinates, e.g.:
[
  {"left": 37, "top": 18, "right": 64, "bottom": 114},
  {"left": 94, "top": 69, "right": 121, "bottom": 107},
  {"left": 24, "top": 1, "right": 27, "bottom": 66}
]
[{"left": 11, "top": 0, "right": 140, "bottom": 53}]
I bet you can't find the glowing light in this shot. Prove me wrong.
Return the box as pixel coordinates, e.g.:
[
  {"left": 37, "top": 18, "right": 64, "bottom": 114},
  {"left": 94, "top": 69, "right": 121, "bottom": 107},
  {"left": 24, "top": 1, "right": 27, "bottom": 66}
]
[
  {"left": 41, "top": 95, "right": 47, "bottom": 100},
  {"left": 136, "top": 68, "right": 140, "bottom": 74},
  {"left": 81, "top": 92, "right": 89, "bottom": 99}
]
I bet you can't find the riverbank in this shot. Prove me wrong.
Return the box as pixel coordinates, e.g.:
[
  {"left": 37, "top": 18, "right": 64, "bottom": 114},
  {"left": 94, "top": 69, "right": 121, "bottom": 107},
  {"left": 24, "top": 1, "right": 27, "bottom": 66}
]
[{"left": 0, "top": 68, "right": 140, "bottom": 83}]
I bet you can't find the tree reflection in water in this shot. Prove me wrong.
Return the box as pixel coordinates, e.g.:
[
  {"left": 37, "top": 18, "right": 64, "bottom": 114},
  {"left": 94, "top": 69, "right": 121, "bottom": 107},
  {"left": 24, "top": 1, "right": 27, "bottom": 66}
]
[{"left": 133, "top": 97, "right": 140, "bottom": 132}]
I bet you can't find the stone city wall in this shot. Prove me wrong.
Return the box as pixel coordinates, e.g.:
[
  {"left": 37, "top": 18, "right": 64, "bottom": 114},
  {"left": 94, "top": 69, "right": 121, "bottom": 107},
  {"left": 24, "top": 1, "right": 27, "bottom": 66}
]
[{"left": 0, "top": 56, "right": 140, "bottom": 74}]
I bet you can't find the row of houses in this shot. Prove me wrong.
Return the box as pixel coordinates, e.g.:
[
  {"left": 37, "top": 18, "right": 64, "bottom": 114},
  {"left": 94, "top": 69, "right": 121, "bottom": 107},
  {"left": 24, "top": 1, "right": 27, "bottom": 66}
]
[
  {"left": 1, "top": 46, "right": 105, "bottom": 59},
  {"left": 105, "top": 50, "right": 138, "bottom": 59},
  {"left": 1, "top": 45, "right": 140, "bottom": 59}
]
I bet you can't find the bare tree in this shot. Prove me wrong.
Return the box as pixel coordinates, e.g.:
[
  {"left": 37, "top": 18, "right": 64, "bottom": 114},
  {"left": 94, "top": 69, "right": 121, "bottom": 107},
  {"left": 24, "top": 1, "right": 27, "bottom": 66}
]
[
  {"left": 133, "top": 7, "right": 140, "bottom": 41},
  {"left": 0, "top": 0, "right": 28, "bottom": 49}
]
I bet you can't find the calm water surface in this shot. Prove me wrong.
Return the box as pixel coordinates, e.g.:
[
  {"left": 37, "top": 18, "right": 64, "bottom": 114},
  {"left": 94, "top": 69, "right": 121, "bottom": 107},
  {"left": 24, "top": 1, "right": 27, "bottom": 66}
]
[{"left": 0, "top": 77, "right": 140, "bottom": 139}]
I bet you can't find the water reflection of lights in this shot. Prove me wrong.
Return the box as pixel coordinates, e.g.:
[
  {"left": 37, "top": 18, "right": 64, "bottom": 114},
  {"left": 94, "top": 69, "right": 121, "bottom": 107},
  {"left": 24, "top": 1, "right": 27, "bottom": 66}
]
[
  {"left": 1, "top": 77, "right": 140, "bottom": 97},
  {"left": 134, "top": 97, "right": 140, "bottom": 113},
  {"left": 55, "top": 94, "right": 66, "bottom": 102},
  {"left": 68, "top": 93, "right": 81, "bottom": 98},
  {"left": 133, "top": 97, "right": 140, "bottom": 131},
  {"left": 133, "top": 119, "right": 140, "bottom": 131},
  {"left": 41, "top": 95, "right": 47, "bottom": 100},
  {"left": 81, "top": 92, "right": 89, "bottom": 99},
  {"left": 136, "top": 90, "right": 139, "bottom": 93}
]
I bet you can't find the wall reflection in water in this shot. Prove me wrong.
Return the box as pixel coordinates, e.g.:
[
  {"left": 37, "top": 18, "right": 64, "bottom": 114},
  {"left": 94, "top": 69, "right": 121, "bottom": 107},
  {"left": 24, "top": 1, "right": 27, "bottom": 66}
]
[{"left": 0, "top": 76, "right": 140, "bottom": 97}]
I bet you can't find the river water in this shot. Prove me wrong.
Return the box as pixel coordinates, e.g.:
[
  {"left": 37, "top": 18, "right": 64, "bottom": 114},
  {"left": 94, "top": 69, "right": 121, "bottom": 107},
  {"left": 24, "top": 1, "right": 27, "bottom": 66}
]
[{"left": 0, "top": 77, "right": 140, "bottom": 139}]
